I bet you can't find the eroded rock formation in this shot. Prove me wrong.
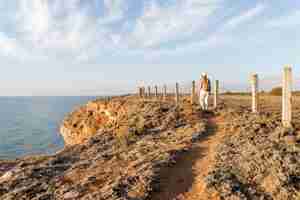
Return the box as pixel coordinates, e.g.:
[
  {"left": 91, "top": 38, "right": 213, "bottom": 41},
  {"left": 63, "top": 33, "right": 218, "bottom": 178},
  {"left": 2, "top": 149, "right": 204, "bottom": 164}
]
[
  {"left": 60, "top": 98, "right": 128, "bottom": 145},
  {"left": 0, "top": 96, "right": 206, "bottom": 200}
]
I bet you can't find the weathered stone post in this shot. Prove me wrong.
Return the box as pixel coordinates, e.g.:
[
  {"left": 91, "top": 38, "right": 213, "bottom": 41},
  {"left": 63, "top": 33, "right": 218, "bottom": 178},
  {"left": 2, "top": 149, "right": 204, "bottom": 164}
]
[
  {"left": 191, "top": 80, "right": 196, "bottom": 105},
  {"left": 138, "top": 87, "right": 142, "bottom": 98},
  {"left": 155, "top": 85, "right": 158, "bottom": 99},
  {"left": 175, "top": 82, "right": 180, "bottom": 105},
  {"left": 214, "top": 80, "right": 219, "bottom": 109},
  {"left": 282, "top": 66, "right": 292, "bottom": 127},
  {"left": 148, "top": 86, "right": 151, "bottom": 98},
  {"left": 251, "top": 74, "right": 259, "bottom": 113},
  {"left": 142, "top": 87, "right": 146, "bottom": 98},
  {"left": 163, "top": 85, "right": 167, "bottom": 101}
]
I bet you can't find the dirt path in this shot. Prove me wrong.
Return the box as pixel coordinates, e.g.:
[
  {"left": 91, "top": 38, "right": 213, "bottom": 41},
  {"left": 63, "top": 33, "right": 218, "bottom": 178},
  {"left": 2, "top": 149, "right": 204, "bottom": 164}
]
[{"left": 151, "top": 112, "right": 226, "bottom": 200}]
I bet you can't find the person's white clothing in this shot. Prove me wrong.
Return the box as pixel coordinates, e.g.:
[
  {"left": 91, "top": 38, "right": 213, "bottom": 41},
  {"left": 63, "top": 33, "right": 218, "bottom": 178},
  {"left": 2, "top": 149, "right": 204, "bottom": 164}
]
[{"left": 199, "top": 90, "right": 209, "bottom": 110}]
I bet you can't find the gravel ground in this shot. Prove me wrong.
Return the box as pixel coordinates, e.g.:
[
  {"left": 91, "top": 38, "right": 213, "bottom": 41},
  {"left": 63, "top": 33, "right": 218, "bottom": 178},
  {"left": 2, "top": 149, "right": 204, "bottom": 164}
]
[{"left": 206, "top": 95, "right": 300, "bottom": 200}]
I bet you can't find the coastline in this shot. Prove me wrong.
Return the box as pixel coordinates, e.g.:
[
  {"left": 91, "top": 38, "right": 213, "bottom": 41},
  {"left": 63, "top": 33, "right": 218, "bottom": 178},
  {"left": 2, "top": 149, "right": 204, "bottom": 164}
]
[
  {"left": 1, "top": 95, "right": 300, "bottom": 200},
  {"left": 0, "top": 95, "right": 208, "bottom": 199},
  {"left": 0, "top": 96, "right": 102, "bottom": 160}
]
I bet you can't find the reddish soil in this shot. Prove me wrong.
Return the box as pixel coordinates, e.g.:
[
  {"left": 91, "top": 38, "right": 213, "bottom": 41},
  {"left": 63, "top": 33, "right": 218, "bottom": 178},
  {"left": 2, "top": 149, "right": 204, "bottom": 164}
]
[{"left": 151, "top": 113, "right": 226, "bottom": 200}]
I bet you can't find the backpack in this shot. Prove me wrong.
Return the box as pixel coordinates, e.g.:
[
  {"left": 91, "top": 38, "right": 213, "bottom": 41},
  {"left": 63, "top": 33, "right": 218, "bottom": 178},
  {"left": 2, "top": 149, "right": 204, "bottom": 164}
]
[{"left": 201, "top": 78, "right": 211, "bottom": 92}]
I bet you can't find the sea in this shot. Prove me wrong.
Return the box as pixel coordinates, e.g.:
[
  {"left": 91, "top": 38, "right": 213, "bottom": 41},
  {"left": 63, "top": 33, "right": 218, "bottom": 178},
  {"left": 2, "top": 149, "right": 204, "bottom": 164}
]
[{"left": 0, "top": 96, "right": 97, "bottom": 160}]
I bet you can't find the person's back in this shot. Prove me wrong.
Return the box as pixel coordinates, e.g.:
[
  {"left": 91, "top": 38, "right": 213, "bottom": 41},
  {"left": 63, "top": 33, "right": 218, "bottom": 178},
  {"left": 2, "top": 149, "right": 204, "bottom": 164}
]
[
  {"left": 199, "top": 74, "right": 211, "bottom": 110},
  {"left": 201, "top": 77, "right": 211, "bottom": 92}
]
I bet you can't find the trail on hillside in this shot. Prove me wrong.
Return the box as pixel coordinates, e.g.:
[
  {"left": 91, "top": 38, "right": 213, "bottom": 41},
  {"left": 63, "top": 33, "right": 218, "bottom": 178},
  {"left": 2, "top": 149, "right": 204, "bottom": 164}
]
[{"left": 151, "top": 112, "right": 226, "bottom": 200}]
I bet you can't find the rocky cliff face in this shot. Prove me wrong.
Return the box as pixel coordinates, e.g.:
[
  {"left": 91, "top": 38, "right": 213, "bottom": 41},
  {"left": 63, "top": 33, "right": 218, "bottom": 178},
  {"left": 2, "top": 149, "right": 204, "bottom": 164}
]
[
  {"left": 0, "top": 96, "right": 207, "bottom": 200},
  {"left": 60, "top": 97, "right": 128, "bottom": 145},
  {"left": 3, "top": 95, "right": 299, "bottom": 200}
]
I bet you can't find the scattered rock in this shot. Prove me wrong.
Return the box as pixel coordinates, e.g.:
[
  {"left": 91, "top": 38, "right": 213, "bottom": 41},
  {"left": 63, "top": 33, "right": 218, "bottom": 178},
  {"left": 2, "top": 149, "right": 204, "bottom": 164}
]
[
  {"left": 284, "top": 135, "right": 297, "bottom": 145},
  {"left": 64, "top": 191, "right": 80, "bottom": 199},
  {"left": 206, "top": 96, "right": 300, "bottom": 200},
  {"left": 0, "top": 96, "right": 206, "bottom": 200},
  {"left": 0, "top": 170, "right": 13, "bottom": 183}
]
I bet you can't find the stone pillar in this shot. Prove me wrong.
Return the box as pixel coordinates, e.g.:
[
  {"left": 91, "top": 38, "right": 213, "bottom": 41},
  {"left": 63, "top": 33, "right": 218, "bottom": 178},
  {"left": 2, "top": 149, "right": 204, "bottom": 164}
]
[
  {"left": 155, "top": 85, "right": 158, "bottom": 99},
  {"left": 214, "top": 80, "right": 219, "bottom": 109},
  {"left": 175, "top": 82, "right": 180, "bottom": 105},
  {"left": 163, "top": 85, "right": 167, "bottom": 101},
  {"left": 142, "top": 87, "right": 146, "bottom": 98},
  {"left": 282, "top": 66, "right": 292, "bottom": 127},
  {"left": 191, "top": 80, "right": 196, "bottom": 105},
  {"left": 148, "top": 86, "right": 151, "bottom": 98},
  {"left": 251, "top": 74, "right": 259, "bottom": 113},
  {"left": 138, "top": 87, "right": 142, "bottom": 98}
]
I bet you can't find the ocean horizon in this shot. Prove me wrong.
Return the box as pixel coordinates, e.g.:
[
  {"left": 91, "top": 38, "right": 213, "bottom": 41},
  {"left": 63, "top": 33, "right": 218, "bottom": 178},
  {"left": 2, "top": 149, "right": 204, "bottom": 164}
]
[{"left": 0, "top": 96, "right": 99, "bottom": 160}]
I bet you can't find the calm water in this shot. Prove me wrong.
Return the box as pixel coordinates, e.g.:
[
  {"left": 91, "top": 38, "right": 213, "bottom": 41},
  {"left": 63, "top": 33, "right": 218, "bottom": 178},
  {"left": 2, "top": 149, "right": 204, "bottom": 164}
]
[{"left": 0, "top": 96, "right": 97, "bottom": 159}]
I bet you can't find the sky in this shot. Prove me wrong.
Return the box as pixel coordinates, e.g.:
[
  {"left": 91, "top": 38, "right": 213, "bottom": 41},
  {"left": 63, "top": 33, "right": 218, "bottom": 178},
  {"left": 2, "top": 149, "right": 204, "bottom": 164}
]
[{"left": 0, "top": 0, "right": 300, "bottom": 96}]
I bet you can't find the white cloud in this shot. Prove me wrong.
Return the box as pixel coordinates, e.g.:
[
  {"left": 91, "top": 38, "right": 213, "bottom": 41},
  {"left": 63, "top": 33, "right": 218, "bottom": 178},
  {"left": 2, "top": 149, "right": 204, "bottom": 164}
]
[
  {"left": 0, "top": 1, "right": 269, "bottom": 62},
  {"left": 99, "top": 0, "right": 126, "bottom": 24},
  {"left": 16, "top": 1, "right": 96, "bottom": 54},
  {"left": 0, "top": 33, "right": 18, "bottom": 57},
  {"left": 18, "top": 0, "right": 50, "bottom": 38},
  {"left": 223, "top": 3, "right": 265, "bottom": 30},
  {"left": 130, "top": 0, "right": 221, "bottom": 48},
  {"left": 0, "top": 0, "right": 127, "bottom": 61},
  {"left": 268, "top": 10, "right": 300, "bottom": 28},
  {"left": 132, "top": 2, "right": 266, "bottom": 58},
  {"left": 0, "top": 32, "right": 31, "bottom": 59}
]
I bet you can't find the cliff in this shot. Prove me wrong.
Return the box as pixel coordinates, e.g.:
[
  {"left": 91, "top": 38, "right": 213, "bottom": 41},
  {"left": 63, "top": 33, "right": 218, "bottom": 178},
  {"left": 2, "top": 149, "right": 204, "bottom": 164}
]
[
  {"left": 0, "top": 96, "right": 207, "bottom": 200},
  {"left": 60, "top": 97, "right": 128, "bottom": 145},
  {"left": 1, "top": 95, "right": 300, "bottom": 200}
]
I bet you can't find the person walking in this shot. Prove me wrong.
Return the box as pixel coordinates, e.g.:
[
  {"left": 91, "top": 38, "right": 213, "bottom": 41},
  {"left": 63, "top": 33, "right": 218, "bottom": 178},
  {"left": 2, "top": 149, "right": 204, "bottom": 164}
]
[{"left": 198, "top": 73, "right": 211, "bottom": 110}]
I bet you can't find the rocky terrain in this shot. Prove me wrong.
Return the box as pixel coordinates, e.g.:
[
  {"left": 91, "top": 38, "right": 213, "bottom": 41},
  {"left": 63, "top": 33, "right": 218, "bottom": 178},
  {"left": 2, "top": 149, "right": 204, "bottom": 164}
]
[
  {"left": 206, "top": 96, "right": 300, "bottom": 200},
  {"left": 1, "top": 95, "right": 300, "bottom": 200},
  {"left": 0, "top": 96, "right": 207, "bottom": 200}
]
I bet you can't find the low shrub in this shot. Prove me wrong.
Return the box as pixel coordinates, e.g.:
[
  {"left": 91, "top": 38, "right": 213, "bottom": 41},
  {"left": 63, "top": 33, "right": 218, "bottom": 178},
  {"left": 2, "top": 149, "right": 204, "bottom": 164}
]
[{"left": 269, "top": 87, "right": 282, "bottom": 96}]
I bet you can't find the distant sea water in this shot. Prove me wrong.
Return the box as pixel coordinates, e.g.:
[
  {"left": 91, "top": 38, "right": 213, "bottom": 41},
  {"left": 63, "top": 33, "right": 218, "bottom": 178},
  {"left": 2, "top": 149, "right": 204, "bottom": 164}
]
[{"left": 0, "top": 96, "right": 98, "bottom": 160}]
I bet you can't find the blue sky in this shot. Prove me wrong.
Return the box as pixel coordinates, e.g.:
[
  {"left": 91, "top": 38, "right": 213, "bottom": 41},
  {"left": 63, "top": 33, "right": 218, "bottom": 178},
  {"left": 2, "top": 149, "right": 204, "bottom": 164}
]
[{"left": 0, "top": 0, "right": 300, "bottom": 95}]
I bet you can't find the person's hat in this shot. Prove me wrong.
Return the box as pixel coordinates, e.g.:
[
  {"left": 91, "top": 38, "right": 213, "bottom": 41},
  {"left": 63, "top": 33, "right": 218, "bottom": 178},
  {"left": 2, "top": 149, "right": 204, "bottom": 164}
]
[{"left": 201, "top": 73, "right": 207, "bottom": 77}]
